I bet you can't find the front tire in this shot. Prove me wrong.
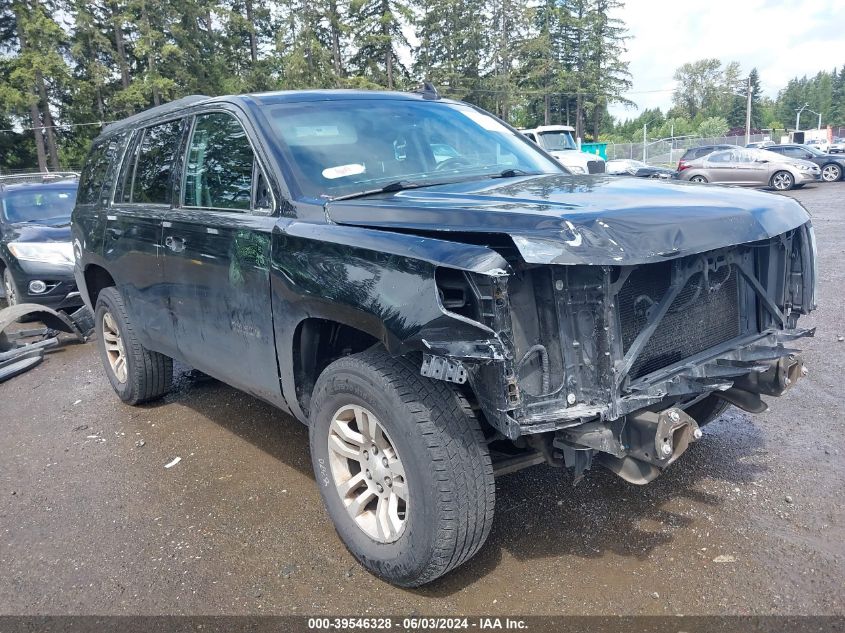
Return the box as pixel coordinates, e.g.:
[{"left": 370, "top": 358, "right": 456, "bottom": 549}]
[
  {"left": 3, "top": 268, "right": 19, "bottom": 306},
  {"left": 821, "top": 163, "right": 842, "bottom": 182},
  {"left": 94, "top": 287, "right": 173, "bottom": 404},
  {"left": 771, "top": 170, "right": 794, "bottom": 191},
  {"left": 309, "top": 350, "right": 495, "bottom": 587}
]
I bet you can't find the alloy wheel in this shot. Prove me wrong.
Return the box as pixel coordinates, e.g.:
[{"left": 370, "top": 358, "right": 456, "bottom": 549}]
[
  {"left": 327, "top": 404, "right": 408, "bottom": 543},
  {"left": 822, "top": 164, "right": 841, "bottom": 182},
  {"left": 101, "top": 311, "right": 127, "bottom": 383},
  {"left": 772, "top": 172, "right": 793, "bottom": 190}
]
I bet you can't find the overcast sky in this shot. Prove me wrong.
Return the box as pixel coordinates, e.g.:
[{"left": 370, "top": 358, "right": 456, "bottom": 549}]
[{"left": 608, "top": 0, "right": 845, "bottom": 122}]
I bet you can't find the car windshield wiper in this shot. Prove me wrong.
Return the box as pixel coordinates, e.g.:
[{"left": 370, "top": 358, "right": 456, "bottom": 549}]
[
  {"left": 329, "top": 180, "right": 428, "bottom": 202},
  {"left": 487, "top": 168, "right": 542, "bottom": 178}
]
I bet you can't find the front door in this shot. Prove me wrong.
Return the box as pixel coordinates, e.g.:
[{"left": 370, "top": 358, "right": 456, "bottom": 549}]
[{"left": 161, "top": 109, "right": 282, "bottom": 403}]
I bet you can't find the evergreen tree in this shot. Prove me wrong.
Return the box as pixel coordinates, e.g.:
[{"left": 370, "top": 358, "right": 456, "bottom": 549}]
[
  {"left": 413, "top": 0, "right": 486, "bottom": 100},
  {"left": 348, "top": 0, "right": 411, "bottom": 88}
]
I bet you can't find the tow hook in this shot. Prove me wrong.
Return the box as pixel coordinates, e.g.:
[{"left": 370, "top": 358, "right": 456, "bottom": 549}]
[
  {"left": 625, "top": 407, "right": 701, "bottom": 467},
  {"left": 596, "top": 407, "right": 702, "bottom": 485}
]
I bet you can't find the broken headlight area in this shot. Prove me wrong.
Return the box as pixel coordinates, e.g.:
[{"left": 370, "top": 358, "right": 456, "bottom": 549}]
[{"left": 422, "top": 224, "right": 815, "bottom": 484}]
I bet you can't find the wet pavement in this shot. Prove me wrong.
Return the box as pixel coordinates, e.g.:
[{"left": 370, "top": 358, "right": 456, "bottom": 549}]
[{"left": 1, "top": 183, "right": 843, "bottom": 616}]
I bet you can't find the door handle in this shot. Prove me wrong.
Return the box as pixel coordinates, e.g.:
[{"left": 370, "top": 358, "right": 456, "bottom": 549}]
[{"left": 164, "top": 235, "right": 186, "bottom": 253}]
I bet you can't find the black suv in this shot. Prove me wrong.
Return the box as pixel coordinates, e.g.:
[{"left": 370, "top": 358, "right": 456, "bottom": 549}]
[
  {"left": 764, "top": 144, "right": 845, "bottom": 182},
  {"left": 72, "top": 90, "right": 817, "bottom": 587},
  {"left": 1, "top": 174, "right": 82, "bottom": 309}
]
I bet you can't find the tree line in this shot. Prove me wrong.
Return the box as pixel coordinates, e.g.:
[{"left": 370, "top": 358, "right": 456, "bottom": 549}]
[
  {"left": 0, "top": 0, "right": 631, "bottom": 171},
  {"left": 609, "top": 59, "right": 845, "bottom": 143}
]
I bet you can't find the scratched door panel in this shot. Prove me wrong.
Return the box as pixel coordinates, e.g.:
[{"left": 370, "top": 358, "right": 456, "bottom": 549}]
[{"left": 161, "top": 110, "right": 284, "bottom": 402}]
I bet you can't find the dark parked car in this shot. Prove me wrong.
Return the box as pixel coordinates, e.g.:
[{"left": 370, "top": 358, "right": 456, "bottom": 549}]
[
  {"left": 72, "top": 90, "right": 817, "bottom": 587},
  {"left": 677, "top": 144, "right": 736, "bottom": 172},
  {"left": 764, "top": 144, "right": 845, "bottom": 182},
  {"left": 1, "top": 174, "right": 82, "bottom": 309}
]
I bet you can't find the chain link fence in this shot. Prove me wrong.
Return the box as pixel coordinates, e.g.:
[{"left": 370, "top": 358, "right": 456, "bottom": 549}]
[{"left": 604, "top": 134, "right": 770, "bottom": 166}]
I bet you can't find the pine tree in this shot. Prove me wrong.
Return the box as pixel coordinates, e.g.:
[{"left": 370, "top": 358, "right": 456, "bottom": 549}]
[
  {"left": 348, "top": 0, "right": 411, "bottom": 88},
  {"left": 414, "top": 0, "right": 486, "bottom": 100},
  {"left": 1, "top": 0, "right": 70, "bottom": 171}
]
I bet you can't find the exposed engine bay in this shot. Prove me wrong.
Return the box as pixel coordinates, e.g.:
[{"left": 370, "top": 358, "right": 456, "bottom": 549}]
[{"left": 422, "top": 223, "right": 816, "bottom": 484}]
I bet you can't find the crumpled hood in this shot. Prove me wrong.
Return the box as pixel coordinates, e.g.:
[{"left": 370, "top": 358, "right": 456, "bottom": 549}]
[{"left": 325, "top": 174, "right": 811, "bottom": 265}]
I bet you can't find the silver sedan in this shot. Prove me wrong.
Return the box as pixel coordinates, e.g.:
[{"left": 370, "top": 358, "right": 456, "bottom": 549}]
[{"left": 678, "top": 148, "right": 821, "bottom": 191}]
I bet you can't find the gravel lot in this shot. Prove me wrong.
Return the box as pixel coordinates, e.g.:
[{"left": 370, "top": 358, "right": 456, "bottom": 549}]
[{"left": 1, "top": 182, "right": 843, "bottom": 617}]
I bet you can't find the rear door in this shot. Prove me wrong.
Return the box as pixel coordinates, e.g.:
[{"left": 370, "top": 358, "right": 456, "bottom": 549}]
[
  {"left": 103, "top": 119, "right": 187, "bottom": 357},
  {"left": 161, "top": 108, "right": 281, "bottom": 401},
  {"left": 730, "top": 149, "right": 771, "bottom": 186}
]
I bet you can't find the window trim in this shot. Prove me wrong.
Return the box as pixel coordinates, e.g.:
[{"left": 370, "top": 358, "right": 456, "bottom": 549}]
[{"left": 179, "top": 108, "right": 277, "bottom": 216}]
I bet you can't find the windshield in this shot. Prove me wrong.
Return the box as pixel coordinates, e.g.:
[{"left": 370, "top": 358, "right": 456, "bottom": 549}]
[
  {"left": 537, "top": 131, "right": 578, "bottom": 151},
  {"left": 1, "top": 187, "right": 77, "bottom": 224},
  {"left": 262, "top": 99, "right": 562, "bottom": 199}
]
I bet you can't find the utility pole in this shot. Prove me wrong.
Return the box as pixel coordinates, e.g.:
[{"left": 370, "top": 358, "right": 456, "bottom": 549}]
[
  {"left": 795, "top": 103, "right": 809, "bottom": 131},
  {"left": 807, "top": 108, "right": 822, "bottom": 129},
  {"left": 643, "top": 124, "right": 647, "bottom": 162},
  {"left": 745, "top": 76, "right": 752, "bottom": 146}
]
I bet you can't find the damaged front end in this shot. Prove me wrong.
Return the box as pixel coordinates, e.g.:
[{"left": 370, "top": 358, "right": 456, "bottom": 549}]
[{"left": 420, "top": 222, "right": 816, "bottom": 484}]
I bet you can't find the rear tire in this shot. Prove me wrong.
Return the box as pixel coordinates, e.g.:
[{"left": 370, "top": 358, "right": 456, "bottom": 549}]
[
  {"left": 94, "top": 286, "right": 172, "bottom": 404},
  {"left": 689, "top": 175, "right": 708, "bottom": 183},
  {"left": 770, "top": 170, "right": 794, "bottom": 191},
  {"left": 309, "top": 349, "right": 495, "bottom": 587}
]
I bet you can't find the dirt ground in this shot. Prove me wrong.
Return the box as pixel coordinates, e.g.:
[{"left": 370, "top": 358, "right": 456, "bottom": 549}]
[{"left": 0, "top": 182, "right": 843, "bottom": 617}]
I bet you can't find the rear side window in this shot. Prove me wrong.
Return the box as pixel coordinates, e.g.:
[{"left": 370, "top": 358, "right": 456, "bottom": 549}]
[
  {"left": 184, "top": 112, "right": 255, "bottom": 210},
  {"left": 132, "top": 120, "right": 184, "bottom": 204},
  {"left": 78, "top": 133, "right": 128, "bottom": 205},
  {"left": 115, "top": 119, "right": 184, "bottom": 205}
]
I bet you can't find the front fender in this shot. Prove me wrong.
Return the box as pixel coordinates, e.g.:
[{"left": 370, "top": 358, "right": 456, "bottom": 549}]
[{"left": 270, "top": 220, "right": 513, "bottom": 422}]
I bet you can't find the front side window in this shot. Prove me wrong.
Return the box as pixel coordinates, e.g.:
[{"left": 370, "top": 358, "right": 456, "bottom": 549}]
[
  {"left": 706, "top": 151, "right": 734, "bottom": 163},
  {"left": 262, "top": 99, "right": 561, "bottom": 199},
  {"left": 184, "top": 112, "right": 255, "bottom": 210},
  {"left": 784, "top": 147, "right": 809, "bottom": 159},
  {"left": 128, "top": 119, "right": 184, "bottom": 205}
]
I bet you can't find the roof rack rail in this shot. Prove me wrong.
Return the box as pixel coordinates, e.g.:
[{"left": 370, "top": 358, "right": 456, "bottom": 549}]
[{"left": 100, "top": 94, "right": 211, "bottom": 136}]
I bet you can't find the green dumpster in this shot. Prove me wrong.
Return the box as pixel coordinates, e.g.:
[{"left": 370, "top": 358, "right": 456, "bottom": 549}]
[{"left": 580, "top": 142, "right": 608, "bottom": 160}]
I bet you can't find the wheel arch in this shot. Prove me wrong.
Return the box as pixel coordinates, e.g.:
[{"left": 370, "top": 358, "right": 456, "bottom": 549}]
[
  {"left": 291, "top": 316, "right": 381, "bottom": 419},
  {"left": 83, "top": 264, "right": 116, "bottom": 307}
]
